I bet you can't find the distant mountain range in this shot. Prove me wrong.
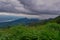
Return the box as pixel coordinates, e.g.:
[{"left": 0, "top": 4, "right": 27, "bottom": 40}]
[
  {"left": 0, "top": 18, "right": 40, "bottom": 27},
  {"left": 0, "top": 15, "right": 21, "bottom": 22},
  {"left": 0, "top": 15, "right": 59, "bottom": 28}
]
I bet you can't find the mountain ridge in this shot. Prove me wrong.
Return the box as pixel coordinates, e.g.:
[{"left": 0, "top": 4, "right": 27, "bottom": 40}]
[{"left": 0, "top": 18, "right": 40, "bottom": 27}]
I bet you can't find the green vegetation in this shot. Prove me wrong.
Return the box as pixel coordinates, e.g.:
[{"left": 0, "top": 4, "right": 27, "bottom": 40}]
[{"left": 0, "top": 16, "right": 60, "bottom": 40}]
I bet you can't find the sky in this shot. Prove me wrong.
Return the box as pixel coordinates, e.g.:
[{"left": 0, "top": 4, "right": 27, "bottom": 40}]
[{"left": 0, "top": 0, "right": 60, "bottom": 19}]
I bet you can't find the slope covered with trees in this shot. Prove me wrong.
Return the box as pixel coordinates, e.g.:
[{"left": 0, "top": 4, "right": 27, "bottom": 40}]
[{"left": 0, "top": 16, "right": 60, "bottom": 40}]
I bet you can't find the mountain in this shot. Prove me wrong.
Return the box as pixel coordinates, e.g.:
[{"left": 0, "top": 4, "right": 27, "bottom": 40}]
[
  {"left": 49, "top": 16, "right": 60, "bottom": 24},
  {"left": 0, "top": 18, "right": 40, "bottom": 27},
  {"left": 0, "top": 15, "right": 59, "bottom": 28},
  {"left": 0, "top": 15, "right": 21, "bottom": 22},
  {"left": 39, "top": 16, "right": 60, "bottom": 25}
]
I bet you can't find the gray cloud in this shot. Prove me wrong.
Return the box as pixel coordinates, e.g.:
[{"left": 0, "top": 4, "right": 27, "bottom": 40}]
[
  {"left": 0, "top": 0, "right": 60, "bottom": 15},
  {"left": 19, "top": 0, "right": 60, "bottom": 15},
  {"left": 0, "top": 0, "right": 31, "bottom": 13},
  {"left": 0, "top": 0, "right": 17, "bottom": 12}
]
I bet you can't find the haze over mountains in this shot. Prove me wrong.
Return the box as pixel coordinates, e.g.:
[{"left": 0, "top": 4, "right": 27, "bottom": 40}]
[
  {"left": 0, "top": 0, "right": 59, "bottom": 19},
  {"left": 0, "top": 15, "right": 40, "bottom": 27},
  {"left": 0, "top": 15, "right": 21, "bottom": 22}
]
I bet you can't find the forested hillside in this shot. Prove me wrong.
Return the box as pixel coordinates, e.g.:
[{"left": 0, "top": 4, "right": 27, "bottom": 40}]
[{"left": 0, "top": 16, "right": 60, "bottom": 40}]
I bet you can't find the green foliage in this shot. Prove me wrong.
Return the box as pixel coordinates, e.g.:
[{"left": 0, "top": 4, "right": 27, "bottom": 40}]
[
  {"left": 0, "top": 16, "right": 60, "bottom": 40},
  {"left": 0, "top": 23, "right": 59, "bottom": 40},
  {"left": 49, "top": 16, "right": 60, "bottom": 24}
]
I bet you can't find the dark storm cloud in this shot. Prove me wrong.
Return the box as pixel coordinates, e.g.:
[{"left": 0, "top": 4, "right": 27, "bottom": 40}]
[
  {"left": 0, "top": 0, "right": 32, "bottom": 13},
  {"left": 0, "top": 0, "right": 60, "bottom": 15},
  {"left": 19, "top": 0, "right": 60, "bottom": 15},
  {"left": 0, "top": 0, "right": 17, "bottom": 12}
]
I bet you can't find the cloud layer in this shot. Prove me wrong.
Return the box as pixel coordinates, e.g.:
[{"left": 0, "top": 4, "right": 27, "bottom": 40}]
[
  {"left": 19, "top": 0, "right": 60, "bottom": 15},
  {"left": 0, "top": 0, "right": 60, "bottom": 15},
  {"left": 0, "top": 12, "right": 58, "bottom": 19},
  {"left": 0, "top": 0, "right": 60, "bottom": 19}
]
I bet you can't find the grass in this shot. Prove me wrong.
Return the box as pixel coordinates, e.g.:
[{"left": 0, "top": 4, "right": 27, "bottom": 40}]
[{"left": 0, "top": 23, "right": 60, "bottom": 40}]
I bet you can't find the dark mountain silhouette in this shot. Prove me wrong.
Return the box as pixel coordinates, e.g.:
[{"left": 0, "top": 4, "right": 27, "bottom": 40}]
[
  {"left": 38, "top": 16, "right": 60, "bottom": 25},
  {"left": 0, "top": 18, "right": 40, "bottom": 27},
  {"left": 0, "top": 16, "right": 59, "bottom": 28},
  {"left": 49, "top": 16, "right": 60, "bottom": 24}
]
